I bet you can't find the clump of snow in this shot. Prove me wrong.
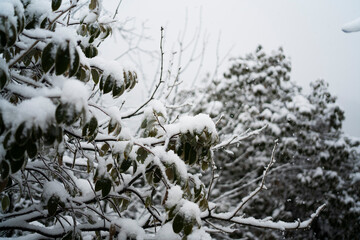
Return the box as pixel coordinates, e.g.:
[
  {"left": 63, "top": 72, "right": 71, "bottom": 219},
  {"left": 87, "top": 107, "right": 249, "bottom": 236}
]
[
  {"left": 260, "top": 109, "right": 272, "bottom": 119},
  {"left": 206, "top": 101, "right": 223, "bottom": 117},
  {"left": 286, "top": 113, "right": 297, "bottom": 123},
  {"left": 0, "top": 0, "right": 23, "bottom": 28},
  {"left": 143, "top": 100, "right": 167, "bottom": 123},
  {"left": 248, "top": 106, "right": 259, "bottom": 115},
  {"left": 342, "top": 17, "right": 360, "bottom": 33},
  {"left": 156, "top": 222, "right": 181, "bottom": 240},
  {"left": 165, "top": 186, "right": 183, "bottom": 208},
  {"left": 115, "top": 218, "right": 145, "bottom": 240},
  {"left": 288, "top": 95, "right": 314, "bottom": 114},
  {"left": 313, "top": 167, "right": 323, "bottom": 178},
  {"left": 350, "top": 172, "right": 360, "bottom": 184},
  {"left": 88, "top": 57, "right": 133, "bottom": 87},
  {"left": 112, "top": 141, "right": 129, "bottom": 154},
  {"left": 82, "top": 12, "right": 98, "bottom": 24},
  {"left": 179, "top": 200, "right": 201, "bottom": 224},
  {"left": 0, "top": 1, "right": 15, "bottom": 17},
  {"left": 178, "top": 114, "right": 217, "bottom": 135},
  {"left": 52, "top": 26, "right": 81, "bottom": 45},
  {"left": 43, "top": 181, "right": 69, "bottom": 202},
  {"left": 268, "top": 123, "right": 281, "bottom": 136},
  {"left": 187, "top": 228, "right": 212, "bottom": 240},
  {"left": 61, "top": 80, "right": 89, "bottom": 113},
  {"left": 253, "top": 84, "right": 267, "bottom": 94},
  {"left": 0, "top": 96, "right": 55, "bottom": 130},
  {"left": 25, "top": 0, "right": 52, "bottom": 19},
  {"left": 151, "top": 147, "right": 188, "bottom": 180},
  {"left": 165, "top": 114, "right": 218, "bottom": 144}
]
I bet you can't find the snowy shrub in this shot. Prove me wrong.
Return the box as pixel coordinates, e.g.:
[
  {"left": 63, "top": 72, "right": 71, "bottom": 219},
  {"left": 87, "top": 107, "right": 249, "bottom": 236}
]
[{"left": 0, "top": 1, "right": 326, "bottom": 239}]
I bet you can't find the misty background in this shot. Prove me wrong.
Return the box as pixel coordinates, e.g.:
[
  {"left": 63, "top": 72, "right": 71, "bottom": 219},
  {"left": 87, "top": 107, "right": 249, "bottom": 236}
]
[{"left": 100, "top": 0, "right": 360, "bottom": 137}]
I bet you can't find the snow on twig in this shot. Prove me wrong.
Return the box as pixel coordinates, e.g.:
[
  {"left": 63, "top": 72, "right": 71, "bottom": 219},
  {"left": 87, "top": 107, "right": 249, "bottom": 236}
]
[{"left": 212, "top": 125, "right": 267, "bottom": 151}]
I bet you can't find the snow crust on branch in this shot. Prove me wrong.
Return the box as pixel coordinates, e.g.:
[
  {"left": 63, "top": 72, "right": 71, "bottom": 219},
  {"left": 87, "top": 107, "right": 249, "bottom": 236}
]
[{"left": 342, "top": 17, "right": 360, "bottom": 33}]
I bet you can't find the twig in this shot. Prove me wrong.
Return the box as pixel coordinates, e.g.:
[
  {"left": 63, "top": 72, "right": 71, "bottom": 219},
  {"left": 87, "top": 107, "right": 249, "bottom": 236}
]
[
  {"left": 113, "top": 0, "right": 123, "bottom": 19},
  {"left": 122, "top": 27, "right": 165, "bottom": 119},
  {"left": 231, "top": 141, "right": 278, "bottom": 218}
]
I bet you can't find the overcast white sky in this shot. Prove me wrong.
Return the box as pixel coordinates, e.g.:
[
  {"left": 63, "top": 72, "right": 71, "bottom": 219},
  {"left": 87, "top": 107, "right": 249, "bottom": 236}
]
[{"left": 102, "top": 0, "right": 360, "bottom": 136}]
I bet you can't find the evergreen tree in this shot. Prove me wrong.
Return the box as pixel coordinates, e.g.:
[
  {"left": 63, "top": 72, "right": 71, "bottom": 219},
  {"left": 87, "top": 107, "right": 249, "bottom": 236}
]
[{"left": 184, "top": 46, "right": 360, "bottom": 239}]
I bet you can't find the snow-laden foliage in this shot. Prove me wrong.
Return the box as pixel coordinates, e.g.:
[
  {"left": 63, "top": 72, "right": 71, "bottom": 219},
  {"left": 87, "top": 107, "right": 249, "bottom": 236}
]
[
  {"left": 178, "top": 46, "right": 360, "bottom": 239},
  {"left": 0, "top": 1, "right": 326, "bottom": 239}
]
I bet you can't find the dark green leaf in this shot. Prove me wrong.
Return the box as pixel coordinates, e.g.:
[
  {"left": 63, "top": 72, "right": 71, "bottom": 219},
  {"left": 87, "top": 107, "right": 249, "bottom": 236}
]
[
  {"left": 184, "top": 142, "right": 191, "bottom": 162},
  {"left": 3, "top": 132, "right": 12, "bottom": 150},
  {"left": 108, "top": 118, "right": 117, "bottom": 134},
  {"left": 61, "top": 231, "right": 73, "bottom": 240},
  {"left": 26, "top": 142, "right": 37, "bottom": 158},
  {"left": 103, "top": 75, "right": 114, "bottom": 94},
  {"left": 55, "top": 126, "right": 63, "bottom": 143},
  {"left": 89, "top": 0, "right": 98, "bottom": 10},
  {"left": 88, "top": 116, "right": 98, "bottom": 136},
  {"left": 153, "top": 167, "right": 162, "bottom": 183},
  {"left": 194, "top": 186, "right": 202, "bottom": 199},
  {"left": 0, "top": 161, "right": 10, "bottom": 180},
  {"left": 100, "top": 143, "right": 110, "bottom": 157},
  {"left": 145, "top": 196, "right": 151, "bottom": 208},
  {"left": 40, "top": 17, "right": 48, "bottom": 29},
  {"left": 188, "top": 147, "right": 197, "bottom": 165},
  {"left": 165, "top": 167, "right": 174, "bottom": 181},
  {"left": 94, "top": 179, "right": 102, "bottom": 192},
  {"left": 44, "top": 125, "right": 57, "bottom": 145},
  {"left": 10, "top": 144, "right": 26, "bottom": 160},
  {"left": 136, "top": 147, "right": 148, "bottom": 163},
  {"left": 0, "top": 114, "right": 4, "bottom": 135},
  {"left": 55, "top": 104, "right": 65, "bottom": 123},
  {"left": 15, "top": 122, "right": 28, "bottom": 145},
  {"left": 1, "top": 195, "right": 10, "bottom": 212},
  {"left": 140, "top": 119, "right": 147, "bottom": 129},
  {"left": 183, "top": 220, "right": 194, "bottom": 235},
  {"left": 91, "top": 68, "right": 99, "bottom": 84},
  {"left": 146, "top": 171, "right": 153, "bottom": 185},
  {"left": 6, "top": 24, "right": 17, "bottom": 47},
  {"left": 101, "top": 178, "right": 111, "bottom": 197},
  {"left": 0, "top": 68, "right": 9, "bottom": 90},
  {"left": 82, "top": 123, "right": 89, "bottom": 137},
  {"left": 10, "top": 156, "right": 25, "bottom": 173},
  {"left": 31, "top": 126, "right": 42, "bottom": 141},
  {"left": 52, "top": 0, "right": 62, "bottom": 11},
  {"left": 199, "top": 198, "right": 208, "bottom": 211},
  {"left": 120, "top": 198, "right": 129, "bottom": 212},
  {"left": 68, "top": 48, "right": 80, "bottom": 77},
  {"left": 173, "top": 214, "right": 184, "bottom": 234},
  {"left": 120, "top": 158, "right": 132, "bottom": 173},
  {"left": 201, "top": 160, "right": 209, "bottom": 171},
  {"left": 84, "top": 45, "right": 98, "bottom": 58},
  {"left": 0, "top": 29, "right": 7, "bottom": 48},
  {"left": 42, "top": 42, "right": 55, "bottom": 73},
  {"left": 123, "top": 71, "right": 129, "bottom": 89},
  {"left": 99, "top": 75, "right": 105, "bottom": 90},
  {"left": 55, "top": 43, "right": 70, "bottom": 75},
  {"left": 0, "top": 178, "right": 8, "bottom": 194},
  {"left": 112, "top": 82, "right": 124, "bottom": 98},
  {"left": 132, "top": 160, "right": 137, "bottom": 174},
  {"left": 47, "top": 195, "right": 59, "bottom": 216}
]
